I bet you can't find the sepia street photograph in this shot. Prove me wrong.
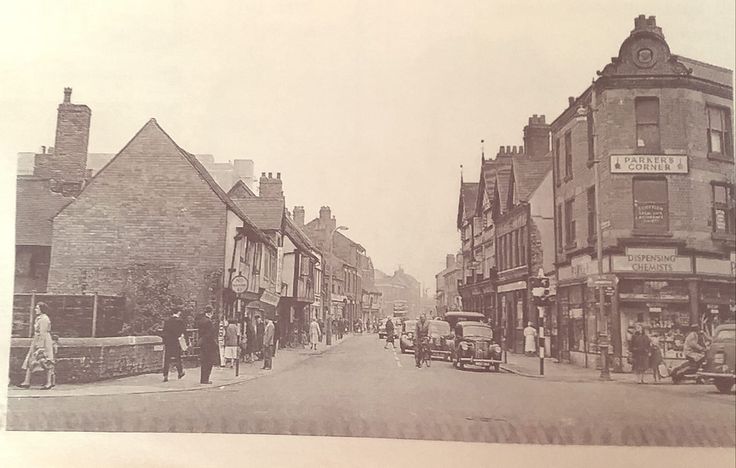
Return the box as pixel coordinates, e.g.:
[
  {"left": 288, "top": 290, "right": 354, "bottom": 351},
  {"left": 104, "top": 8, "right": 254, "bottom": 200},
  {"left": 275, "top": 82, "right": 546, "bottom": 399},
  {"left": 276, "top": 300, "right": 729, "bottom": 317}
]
[{"left": 1, "top": 1, "right": 734, "bottom": 466}]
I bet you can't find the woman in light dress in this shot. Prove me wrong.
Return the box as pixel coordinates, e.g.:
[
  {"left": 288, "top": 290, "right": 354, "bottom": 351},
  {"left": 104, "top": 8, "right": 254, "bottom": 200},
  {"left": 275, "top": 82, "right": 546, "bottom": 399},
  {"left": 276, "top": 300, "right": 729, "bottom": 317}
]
[{"left": 18, "top": 302, "right": 56, "bottom": 389}]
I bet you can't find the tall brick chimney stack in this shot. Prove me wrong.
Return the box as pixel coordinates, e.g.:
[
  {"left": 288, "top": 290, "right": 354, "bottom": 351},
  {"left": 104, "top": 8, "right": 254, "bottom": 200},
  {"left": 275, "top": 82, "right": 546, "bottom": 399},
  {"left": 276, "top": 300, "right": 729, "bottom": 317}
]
[
  {"left": 259, "top": 171, "right": 284, "bottom": 199},
  {"left": 319, "top": 206, "right": 336, "bottom": 232},
  {"left": 34, "top": 87, "right": 91, "bottom": 195},
  {"left": 293, "top": 206, "right": 305, "bottom": 226},
  {"left": 523, "top": 114, "right": 551, "bottom": 158}
]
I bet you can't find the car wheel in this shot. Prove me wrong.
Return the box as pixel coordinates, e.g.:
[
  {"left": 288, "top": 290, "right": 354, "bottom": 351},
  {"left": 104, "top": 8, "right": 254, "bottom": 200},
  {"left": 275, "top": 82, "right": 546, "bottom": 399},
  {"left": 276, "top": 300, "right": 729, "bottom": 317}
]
[
  {"left": 714, "top": 379, "right": 734, "bottom": 394},
  {"left": 494, "top": 363, "right": 500, "bottom": 372}
]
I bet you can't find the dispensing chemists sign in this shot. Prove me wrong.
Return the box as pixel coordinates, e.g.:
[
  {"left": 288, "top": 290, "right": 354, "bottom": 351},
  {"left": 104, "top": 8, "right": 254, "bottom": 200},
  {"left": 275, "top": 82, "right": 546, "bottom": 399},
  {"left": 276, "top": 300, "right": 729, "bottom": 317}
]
[
  {"left": 611, "top": 247, "right": 692, "bottom": 274},
  {"left": 610, "top": 154, "right": 688, "bottom": 174}
]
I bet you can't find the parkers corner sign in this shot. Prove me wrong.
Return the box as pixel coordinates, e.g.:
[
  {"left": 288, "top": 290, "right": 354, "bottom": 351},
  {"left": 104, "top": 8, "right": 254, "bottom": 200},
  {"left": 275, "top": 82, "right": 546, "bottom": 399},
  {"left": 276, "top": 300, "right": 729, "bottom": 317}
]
[{"left": 610, "top": 154, "right": 688, "bottom": 174}]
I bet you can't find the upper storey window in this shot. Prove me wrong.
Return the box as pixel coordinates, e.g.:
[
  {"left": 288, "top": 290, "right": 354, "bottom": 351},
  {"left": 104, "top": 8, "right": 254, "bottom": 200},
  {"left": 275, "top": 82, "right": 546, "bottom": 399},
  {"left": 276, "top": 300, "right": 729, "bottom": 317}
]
[
  {"left": 635, "top": 97, "right": 660, "bottom": 153},
  {"left": 707, "top": 106, "right": 733, "bottom": 160}
]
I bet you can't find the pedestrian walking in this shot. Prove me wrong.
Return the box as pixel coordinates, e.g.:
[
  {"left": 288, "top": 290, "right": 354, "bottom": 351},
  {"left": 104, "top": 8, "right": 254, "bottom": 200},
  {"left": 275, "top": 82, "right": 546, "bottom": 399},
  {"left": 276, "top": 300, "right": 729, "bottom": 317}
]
[
  {"left": 162, "top": 309, "right": 186, "bottom": 382},
  {"left": 196, "top": 306, "right": 218, "bottom": 384},
  {"left": 223, "top": 319, "right": 239, "bottom": 368},
  {"left": 317, "top": 318, "right": 325, "bottom": 343},
  {"left": 630, "top": 324, "right": 651, "bottom": 384},
  {"left": 263, "top": 318, "right": 275, "bottom": 370},
  {"left": 649, "top": 336, "right": 665, "bottom": 383},
  {"left": 337, "top": 317, "right": 344, "bottom": 340},
  {"left": 18, "top": 302, "right": 56, "bottom": 390},
  {"left": 255, "top": 315, "right": 265, "bottom": 360},
  {"left": 244, "top": 316, "right": 256, "bottom": 363},
  {"left": 384, "top": 318, "right": 395, "bottom": 350},
  {"left": 524, "top": 322, "right": 537, "bottom": 356},
  {"left": 309, "top": 316, "right": 321, "bottom": 351}
]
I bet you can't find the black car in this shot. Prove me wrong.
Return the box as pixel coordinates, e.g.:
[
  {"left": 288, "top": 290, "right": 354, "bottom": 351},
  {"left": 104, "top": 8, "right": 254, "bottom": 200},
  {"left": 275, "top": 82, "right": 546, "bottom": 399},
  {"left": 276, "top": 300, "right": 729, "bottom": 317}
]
[{"left": 451, "top": 321, "right": 502, "bottom": 371}]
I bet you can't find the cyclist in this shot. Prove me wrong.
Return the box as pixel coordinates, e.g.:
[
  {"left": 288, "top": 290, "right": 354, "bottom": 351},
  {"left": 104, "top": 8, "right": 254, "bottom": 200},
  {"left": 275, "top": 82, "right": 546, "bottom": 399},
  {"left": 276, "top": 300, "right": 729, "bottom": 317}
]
[{"left": 415, "top": 314, "right": 430, "bottom": 368}]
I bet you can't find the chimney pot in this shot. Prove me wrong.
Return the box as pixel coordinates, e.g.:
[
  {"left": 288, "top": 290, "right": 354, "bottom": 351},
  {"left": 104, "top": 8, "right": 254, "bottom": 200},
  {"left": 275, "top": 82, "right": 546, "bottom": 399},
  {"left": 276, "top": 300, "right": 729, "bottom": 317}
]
[
  {"left": 506, "top": 145, "right": 511, "bottom": 153},
  {"left": 519, "top": 146, "right": 524, "bottom": 153},
  {"left": 261, "top": 172, "right": 266, "bottom": 177},
  {"left": 63, "top": 87, "right": 72, "bottom": 103},
  {"left": 41, "top": 146, "right": 46, "bottom": 154},
  {"left": 499, "top": 146, "right": 504, "bottom": 153},
  {"left": 268, "top": 172, "right": 272, "bottom": 178},
  {"left": 568, "top": 97, "right": 575, "bottom": 106},
  {"left": 276, "top": 172, "right": 281, "bottom": 179}
]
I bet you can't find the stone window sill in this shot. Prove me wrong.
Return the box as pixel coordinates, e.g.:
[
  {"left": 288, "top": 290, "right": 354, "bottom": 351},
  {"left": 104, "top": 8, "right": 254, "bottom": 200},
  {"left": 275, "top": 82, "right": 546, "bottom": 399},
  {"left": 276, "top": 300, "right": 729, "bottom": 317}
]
[
  {"left": 711, "top": 231, "right": 736, "bottom": 243},
  {"left": 631, "top": 230, "right": 673, "bottom": 238},
  {"left": 707, "top": 152, "right": 734, "bottom": 164}
]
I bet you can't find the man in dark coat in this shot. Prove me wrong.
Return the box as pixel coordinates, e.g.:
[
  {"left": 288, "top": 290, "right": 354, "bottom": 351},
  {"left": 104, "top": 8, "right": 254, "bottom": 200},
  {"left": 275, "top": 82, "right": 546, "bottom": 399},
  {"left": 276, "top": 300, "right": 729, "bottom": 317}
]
[
  {"left": 244, "top": 316, "right": 255, "bottom": 363},
  {"left": 255, "top": 315, "right": 265, "bottom": 360},
  {"left": 196, "top": 306, "right": 218, "bottom": 384},
  {"left": 162, "top": 309, "right": 186, "bottom": 382}
]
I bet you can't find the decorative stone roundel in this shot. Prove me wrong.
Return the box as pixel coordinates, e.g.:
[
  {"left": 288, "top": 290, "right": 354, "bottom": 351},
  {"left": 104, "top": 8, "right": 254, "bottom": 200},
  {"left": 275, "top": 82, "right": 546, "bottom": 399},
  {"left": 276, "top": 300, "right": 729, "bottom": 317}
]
[{"left": 634, "top": 47, "right": 655, "bottom": 68}]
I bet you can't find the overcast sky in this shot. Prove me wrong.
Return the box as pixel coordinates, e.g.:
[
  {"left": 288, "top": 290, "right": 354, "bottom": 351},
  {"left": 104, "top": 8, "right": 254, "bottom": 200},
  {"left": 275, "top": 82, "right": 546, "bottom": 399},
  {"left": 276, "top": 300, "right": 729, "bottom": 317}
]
[{"left": 1, "top": 1, "right": 734, "bottom": 293}]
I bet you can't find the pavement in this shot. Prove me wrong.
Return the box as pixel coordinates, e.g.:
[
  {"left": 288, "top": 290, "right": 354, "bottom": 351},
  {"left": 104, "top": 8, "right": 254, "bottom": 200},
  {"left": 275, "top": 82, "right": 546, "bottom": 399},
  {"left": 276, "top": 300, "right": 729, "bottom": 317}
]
[
  {"left": 500, "top": 353, "right": 629, "bottom": 383},
  {"left": 6, "top": 333, "right": 735, "bottom": 446},
  {"left": 6, "top": 334, "right": 354, "bottom": 399}
]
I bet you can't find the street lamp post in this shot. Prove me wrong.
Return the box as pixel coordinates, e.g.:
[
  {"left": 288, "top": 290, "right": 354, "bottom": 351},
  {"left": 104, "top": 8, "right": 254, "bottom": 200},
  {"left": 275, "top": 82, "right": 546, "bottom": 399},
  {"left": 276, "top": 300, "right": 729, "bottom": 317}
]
[
  {"left": 327, "top": 225, "right": 349, "bottom": 345},
  {"left": 589, "top": 85, "right": 612, "bottom": 381}
]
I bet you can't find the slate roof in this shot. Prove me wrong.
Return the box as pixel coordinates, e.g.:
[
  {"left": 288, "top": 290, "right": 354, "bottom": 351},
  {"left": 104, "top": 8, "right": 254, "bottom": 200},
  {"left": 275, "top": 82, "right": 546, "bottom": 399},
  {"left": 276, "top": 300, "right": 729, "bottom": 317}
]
[
  {"left": 230, "top": 197, "right": 285, "bottom": 231},
  {"left": 15, "top": 177, "right": 74, "bottom": 246},
  {"left": 283, "top": 217, "right": 320, "bottom": 259},
  {"left": 457, "top": 182, "right": 479, "bottom": 228},
  {"left": 512, "top": 154, "right": 552, "bottom": 202},
  {"left": 227, "top": 179, "right": 257, "bottom": 198},
  {"left": 676, "top": 56, "right": 733, "bottom": 87}
]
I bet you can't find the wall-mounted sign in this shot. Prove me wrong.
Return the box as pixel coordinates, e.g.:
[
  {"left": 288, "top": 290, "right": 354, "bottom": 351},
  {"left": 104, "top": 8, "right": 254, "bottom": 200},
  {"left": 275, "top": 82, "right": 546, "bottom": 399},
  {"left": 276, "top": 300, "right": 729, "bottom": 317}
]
[
  {"left": 610, "top": 154, "right": 688, "bottom": 174},
  {"left": 612, "top": 247, "right": 692, "bottom": 274},
  {"left": 231, "top": 275, "right": 249, "bottom": 294}
]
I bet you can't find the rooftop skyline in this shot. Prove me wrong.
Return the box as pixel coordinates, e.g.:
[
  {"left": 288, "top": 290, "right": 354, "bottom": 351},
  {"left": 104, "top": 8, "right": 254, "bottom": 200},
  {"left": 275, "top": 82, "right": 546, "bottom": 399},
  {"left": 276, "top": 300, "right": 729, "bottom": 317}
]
[{"left": 2, "top": 1, "right": 734, "bottom": 292}]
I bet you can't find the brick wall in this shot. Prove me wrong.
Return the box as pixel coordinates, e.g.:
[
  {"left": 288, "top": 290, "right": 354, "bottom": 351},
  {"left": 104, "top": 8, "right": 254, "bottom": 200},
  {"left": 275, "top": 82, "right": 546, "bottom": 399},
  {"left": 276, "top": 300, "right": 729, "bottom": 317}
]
[
  {"left": 47, "top": 120, "right": 228, "bottom": 314},
  {"left": 553, "top": 85, "right": 734, "bottom": 264},
  {"left": 8, "top": 336, "right": 163, "bottom": 385}
]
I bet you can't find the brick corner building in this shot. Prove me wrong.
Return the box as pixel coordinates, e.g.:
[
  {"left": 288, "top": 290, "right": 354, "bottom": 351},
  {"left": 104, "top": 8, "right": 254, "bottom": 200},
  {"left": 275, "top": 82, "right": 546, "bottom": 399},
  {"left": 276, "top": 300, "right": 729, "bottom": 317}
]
[{"left": 551, "top": 15, "right": 735, "bottom": 369}]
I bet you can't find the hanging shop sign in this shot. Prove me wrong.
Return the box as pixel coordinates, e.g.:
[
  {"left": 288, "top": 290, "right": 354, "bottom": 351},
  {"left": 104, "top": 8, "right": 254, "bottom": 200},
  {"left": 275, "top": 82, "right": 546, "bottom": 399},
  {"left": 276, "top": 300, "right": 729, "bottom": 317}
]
[
  {"left": 612, "top": 247, "right": 692, "bottom": 274},
  {"left": 610, "top": 154, "right": 688, "bottom": 174},
  {"left": 230, "top": 275, "right": 249, "bottom": 294},
  {"left": 260, "top": 290, "right": 280, "bottom": 306}
]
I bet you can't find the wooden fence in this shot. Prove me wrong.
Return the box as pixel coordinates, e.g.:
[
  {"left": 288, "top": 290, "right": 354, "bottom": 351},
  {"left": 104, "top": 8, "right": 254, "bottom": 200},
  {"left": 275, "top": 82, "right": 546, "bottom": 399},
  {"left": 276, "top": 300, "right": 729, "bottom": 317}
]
[{"left": 12, "top": 293, "right": 125, "bottom": 338}]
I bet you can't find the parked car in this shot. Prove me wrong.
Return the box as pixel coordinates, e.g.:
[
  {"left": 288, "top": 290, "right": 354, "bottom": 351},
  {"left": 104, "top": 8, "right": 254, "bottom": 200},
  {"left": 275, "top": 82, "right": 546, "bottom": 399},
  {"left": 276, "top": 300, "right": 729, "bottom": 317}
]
[
  {"left": 399, "top": 320, "right": 417, "bottom": 353},
  {"left": 428, "top": 319, "right": 453, "bottom": 361},
  {"left": 697, "top": 323, "right": 736, "bottom": 394},
  {"left": 451, "top": 321, "right": 502, "bottom": 371},
  {"left": 443, "top": 311, "right": 487, "bottom": 331}
]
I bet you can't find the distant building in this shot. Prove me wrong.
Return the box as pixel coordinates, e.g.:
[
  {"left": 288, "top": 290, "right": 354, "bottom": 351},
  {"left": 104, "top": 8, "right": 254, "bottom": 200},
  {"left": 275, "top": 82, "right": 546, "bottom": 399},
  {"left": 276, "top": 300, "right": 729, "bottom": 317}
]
[
  {"left": 435, "top": 253, "right": 462, "bottom": 316},
  {"left": 374, "top": 267, "right": 421, "bottom": 319}
]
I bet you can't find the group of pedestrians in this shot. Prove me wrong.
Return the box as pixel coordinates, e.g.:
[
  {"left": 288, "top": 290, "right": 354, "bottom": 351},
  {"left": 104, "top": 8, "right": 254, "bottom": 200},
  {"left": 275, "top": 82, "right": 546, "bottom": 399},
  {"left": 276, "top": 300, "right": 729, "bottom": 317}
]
[
  {"left": 628, "top": 323, "right": 709, "bottom": 384},
  {"left": 162, "top": 306, "right": 277, "bottom": 385}
]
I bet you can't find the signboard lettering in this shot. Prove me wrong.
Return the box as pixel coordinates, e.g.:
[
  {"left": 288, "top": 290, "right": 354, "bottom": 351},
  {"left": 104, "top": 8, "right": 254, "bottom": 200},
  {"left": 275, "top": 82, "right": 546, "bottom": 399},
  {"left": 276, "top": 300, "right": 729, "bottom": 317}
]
[
  {"left": 612, "top": 248, "right": 692, "bottom": 274},
  {"left": 610, "top": 154, "right": 688, "bottom": 174}
]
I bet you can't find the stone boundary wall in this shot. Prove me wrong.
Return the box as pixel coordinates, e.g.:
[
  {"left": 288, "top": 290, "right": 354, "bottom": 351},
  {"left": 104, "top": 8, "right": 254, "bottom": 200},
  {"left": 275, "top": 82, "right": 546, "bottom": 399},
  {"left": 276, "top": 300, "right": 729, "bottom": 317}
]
[{"left": 8, "top": 336, "right": 163, "bottom": 385}]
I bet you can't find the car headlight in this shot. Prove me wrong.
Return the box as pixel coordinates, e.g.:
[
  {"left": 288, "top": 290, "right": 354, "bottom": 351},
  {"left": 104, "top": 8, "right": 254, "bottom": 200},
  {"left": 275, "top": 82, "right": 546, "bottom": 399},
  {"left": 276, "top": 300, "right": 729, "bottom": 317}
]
[
  {"left": 492, "top": 344, "right": 502, "bottom": 354},
  {"left": 714, "top": 353, "right": 725, "bottom": 364},
  {"left": 460, "top": 342, "right": 468, "bottom": 351}
]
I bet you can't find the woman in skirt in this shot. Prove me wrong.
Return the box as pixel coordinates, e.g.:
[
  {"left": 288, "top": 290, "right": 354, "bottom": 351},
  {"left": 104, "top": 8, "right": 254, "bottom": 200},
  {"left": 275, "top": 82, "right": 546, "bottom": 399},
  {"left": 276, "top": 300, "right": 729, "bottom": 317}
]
[{"left": 18, "top": 302, "right": 56, "bottom": 389}]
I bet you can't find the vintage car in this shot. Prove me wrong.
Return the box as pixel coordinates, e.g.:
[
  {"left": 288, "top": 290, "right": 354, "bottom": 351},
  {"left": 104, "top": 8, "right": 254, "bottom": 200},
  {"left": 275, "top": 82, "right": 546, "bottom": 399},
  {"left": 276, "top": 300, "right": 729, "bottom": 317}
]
[
  {"left": 428, "top": 319, "right": 453, "bottom": 360},
  {"left": 697, "top": 323, "right": 736, "bottom": 394},
  {"left": 399, "top": 319, "right": 417, "bottom": 353},
  {"left": 443, "top": 311, "right": 487, "bottom": 331},
  {"left": 451, "top": 321, "right": 502, "bottom": 371},
  {"left": 378, "top": 318, "right": 388, "bottom": 339}
]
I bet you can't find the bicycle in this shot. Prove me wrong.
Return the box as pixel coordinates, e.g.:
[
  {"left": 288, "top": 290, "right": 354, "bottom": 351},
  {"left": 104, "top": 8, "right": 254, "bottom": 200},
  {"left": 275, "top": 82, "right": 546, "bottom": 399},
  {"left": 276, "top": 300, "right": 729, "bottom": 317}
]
[{"left": 416, "top": 337, "right": 431, "bottom": 368}]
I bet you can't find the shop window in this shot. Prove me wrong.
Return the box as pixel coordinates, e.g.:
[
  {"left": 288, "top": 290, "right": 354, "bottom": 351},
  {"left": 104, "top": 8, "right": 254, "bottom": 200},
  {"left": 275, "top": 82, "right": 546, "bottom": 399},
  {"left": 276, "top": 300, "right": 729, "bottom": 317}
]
[
  {"left": 564, "top": 198, "right": 576, "bottom": 247},
  {"left": 635, "top": 97, "right": 660, "bottom": 153},
  {"left": 706, "top": 106, "right": 732, "bottom": 159},
  {"left": 587, "top": 186, "right": 596, "bottom": 241},
  {"left": 712, "top": 183, "right": 735, "bottom": 234},
  {"left": 564, "top": 131, "right": 573, "bottom": 179},
  {"left": 633, "top": 178, "right": 669, "bottom": 232}
]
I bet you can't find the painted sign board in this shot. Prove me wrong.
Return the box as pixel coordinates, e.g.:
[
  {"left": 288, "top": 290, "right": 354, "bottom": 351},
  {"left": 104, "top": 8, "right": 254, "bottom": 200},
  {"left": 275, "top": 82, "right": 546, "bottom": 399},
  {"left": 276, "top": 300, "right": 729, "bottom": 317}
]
[
  {"left": 612, "top": 247, "right": 692, "bottom": 274},
  {"left": 610, "top": 154, "right": 688, "bottom": 174}
]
